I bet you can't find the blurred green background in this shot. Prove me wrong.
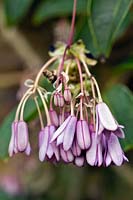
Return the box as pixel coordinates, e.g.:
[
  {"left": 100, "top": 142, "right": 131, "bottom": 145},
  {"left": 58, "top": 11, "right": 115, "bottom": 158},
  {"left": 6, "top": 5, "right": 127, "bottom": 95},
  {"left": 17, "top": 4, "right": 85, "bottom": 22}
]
[{"left": 0, "top": 0, "right": 133, "bottom": 200}]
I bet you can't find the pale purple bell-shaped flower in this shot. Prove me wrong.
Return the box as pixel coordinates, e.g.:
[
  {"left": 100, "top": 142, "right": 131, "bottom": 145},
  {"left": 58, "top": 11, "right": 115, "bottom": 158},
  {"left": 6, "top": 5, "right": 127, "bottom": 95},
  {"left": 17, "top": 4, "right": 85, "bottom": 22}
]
[
  {"left": 86, "top": 132, "right": 103, "bottom": 166},
  {"left": 96, "top": 102, "right": 125, "bottom": 138},
  {"left": 60, "top": 145, "right": 74, "bottom": 163},
  {"left": 8, "top": 121, "right": 30, "bottom": 157},
  {"left": 76, "top": 120, "right": 91, "bottom": 150},
  {"left": 51, "top": 115, "right": 77, "bottom": 151},
  {"left": 49, "top": 109, "right": 59, "bottom": 127},
  {"left": 104, "top": 133, "right": 128, "bottom": 166},
  {"left": 64, "top": 88, "right": 71, "bottom": 102}
]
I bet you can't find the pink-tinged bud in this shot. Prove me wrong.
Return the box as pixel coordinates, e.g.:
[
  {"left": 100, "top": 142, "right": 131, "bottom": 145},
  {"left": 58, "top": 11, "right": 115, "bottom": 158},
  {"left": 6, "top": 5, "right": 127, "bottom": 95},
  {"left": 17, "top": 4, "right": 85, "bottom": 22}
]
[
  {"left": 75, "top": 156, "right": 84, "bottom": 167},
  {"left": 49, "top": 109, "right": 59, "bottom": 127},
  {"left": 76, "top": 120, "right": 91, "bottom": 150},
  {"left": 16, "top": 121, "right": 29, "bottom": 152},
  {"left": 54, "top": 92, "right": 60, "bottom": 107},
  {"left": 54, "top": 92, "right": 64, "bottom": 107},
  {"left": 71, "top": 140, "right": 81, "bottom": 156},
  {"left": 60, "top": 145, "right": 74, "bottom": 163},
  {"left": 59, "top": 94, "right": 64, "bottom": 107},
  {"left": 64, "top": 88, "right": 71, "bottom": 102}
]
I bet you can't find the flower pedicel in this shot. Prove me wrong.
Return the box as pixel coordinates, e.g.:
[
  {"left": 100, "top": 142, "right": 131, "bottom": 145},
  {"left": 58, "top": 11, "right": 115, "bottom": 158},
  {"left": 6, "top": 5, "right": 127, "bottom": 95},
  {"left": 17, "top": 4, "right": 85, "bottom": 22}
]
[{"left": 8, "top": 0, "right": 128, "bottom": 167}]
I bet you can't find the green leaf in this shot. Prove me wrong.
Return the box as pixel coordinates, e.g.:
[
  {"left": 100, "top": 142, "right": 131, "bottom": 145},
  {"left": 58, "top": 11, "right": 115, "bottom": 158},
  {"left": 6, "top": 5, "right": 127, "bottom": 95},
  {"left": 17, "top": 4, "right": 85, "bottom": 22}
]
[
  {"left": 0, "top": 78, "right": 54, "bottom": 159},
  {"left": 4, "top": 0, "right": 34, "bottom": 25},
  {"left": 76, "top": 0, "right": 132, "bottom": 57},
  {"left": 104, "top": 84, "right": 133, "bottom": 151},
  {"left": 33, "top": 0, "right": 87, "bottom": 25}
]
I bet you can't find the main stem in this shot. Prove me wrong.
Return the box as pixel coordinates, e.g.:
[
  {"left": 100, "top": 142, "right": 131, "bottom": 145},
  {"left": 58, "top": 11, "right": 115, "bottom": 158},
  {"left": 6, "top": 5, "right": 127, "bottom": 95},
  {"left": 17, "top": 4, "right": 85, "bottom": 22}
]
[{"left": 57, "top": 0, "right": 77, "bottom": 77}]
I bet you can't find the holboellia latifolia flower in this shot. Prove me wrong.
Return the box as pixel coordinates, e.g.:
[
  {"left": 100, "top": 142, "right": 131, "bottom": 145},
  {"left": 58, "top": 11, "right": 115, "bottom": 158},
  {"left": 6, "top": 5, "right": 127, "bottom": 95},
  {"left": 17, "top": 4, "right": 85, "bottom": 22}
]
[{"left": 8, "top": 40, "right": 128, "bottom": 167}]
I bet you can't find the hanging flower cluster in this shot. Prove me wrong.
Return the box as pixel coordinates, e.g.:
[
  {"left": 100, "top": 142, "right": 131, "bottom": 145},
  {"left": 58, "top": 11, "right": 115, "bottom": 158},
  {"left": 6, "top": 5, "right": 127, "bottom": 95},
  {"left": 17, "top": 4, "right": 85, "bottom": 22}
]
[{"left": 8, "top": 41, "right": 128, "bottom": 167}]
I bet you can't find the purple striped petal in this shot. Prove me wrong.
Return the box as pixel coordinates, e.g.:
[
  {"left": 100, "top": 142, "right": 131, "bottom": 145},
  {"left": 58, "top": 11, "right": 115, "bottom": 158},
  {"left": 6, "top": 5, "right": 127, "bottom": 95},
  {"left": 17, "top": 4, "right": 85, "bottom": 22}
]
[
  {"left": 75, "top": 156, "right": 84, "bottom": 167},
  {"left": 56, "top": 132, "right": 64, "bottom": 146},
  {"left": 96, "top": 142, "right": 103, "bottom": 166},
  {"left": 86, "top": 133, "right": 97, "bottom": 166},
  {"left": 52, "top": 142, "right": 60, "bottom": 161},
  {"left": 47, "top": 125, "right": 56, "bottom": 159},
  {"left": 50, "top": 115, "right": 71, "bottom": 142},
  {"left": 39, "top": 126, "right": 49, "bottom": 162},
  {"left": 107, "top": 133, "right": 123, "bottom": 166},
  {"left": 60, "top": 146, "right": 74, "bottom": 163},
  {"left": 72, "top": 140, "right": 81, "bottom": 156},
  {"left": 76, "top": 120, "right": 91, "bottom": 149},
  {"left": 97, "top": 102, "right": 118, "bottom": 131},
  {"left": 105, "top": 151, "right": 112, "bottom": 167},
  {"left": 16, "top": 121, "right": 28, "bottom": 152},
  {"left": 63, "top": 116, "right": 77, "bottom": 151}
]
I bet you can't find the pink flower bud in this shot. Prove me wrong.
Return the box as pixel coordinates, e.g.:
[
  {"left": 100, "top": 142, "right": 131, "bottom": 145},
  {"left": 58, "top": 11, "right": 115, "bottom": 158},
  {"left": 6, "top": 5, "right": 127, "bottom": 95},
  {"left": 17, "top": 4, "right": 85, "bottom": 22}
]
[
  {"left": 64, "top": 88, "right": 71, "bottom": 102},
  {"left": 49, "top": 109, "right": 59, "bottom": 127}
]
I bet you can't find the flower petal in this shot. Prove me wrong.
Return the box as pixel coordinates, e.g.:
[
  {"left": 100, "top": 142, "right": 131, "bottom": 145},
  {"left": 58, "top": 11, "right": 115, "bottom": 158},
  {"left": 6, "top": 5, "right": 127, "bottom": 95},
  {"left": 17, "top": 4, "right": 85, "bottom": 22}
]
[
  {"left": 108, "top": 133, "right": 123, "bottom": 166},
  {"left": 16, "top": 121, "right": 28, "bottom": 152},
  {"left": 63, "top": 116, "right": 77, "bottom": 151},
  {"left": 72, "top": 140, "right": 81, "bottom": 156},
  {"left": 8, "top": 122, "right": 16, "bottom": 157},
  {"left": 114, "top": 128, "right": 125, "bottom": 138},
  {"left": 75, "top": 156, "right": 84, "bottom": 167},
  {"left": 60, "top": 146, "right": 74, "bottom": 163},
  {"left": 76, "top": 120, "right": 91, "bottom": 149},
  {"left": 47, "top": 125, "right": 56, "bottom": 159},
  {"left": 39, "top": 126, "right": 49, "bottom": 162},
  {"left": 50, "top": 116, "right": 71, "bottom": 142},
  {"left": 97, "top": 102, "right": 118, "bottom": 131},
  {"left": 105, "top": 151, "right": 112, "bottom": 167},
  {"left": 25, "top": 142, "right": 31, "bottom": 156},
  {"left": 86, "top": 133, "right": 97, "bottom": 166},
  {"left": 56, "top": 132, "right": 64, "bottom": 146}
]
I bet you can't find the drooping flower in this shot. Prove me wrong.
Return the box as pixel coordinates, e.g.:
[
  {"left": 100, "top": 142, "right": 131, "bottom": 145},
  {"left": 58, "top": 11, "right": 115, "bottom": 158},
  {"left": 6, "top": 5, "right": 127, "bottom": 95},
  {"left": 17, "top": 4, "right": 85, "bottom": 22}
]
[
  {"left": 104, "top": 133, "right": 128, "bottom": 166},
  {"left": 96, "top": 102, "right": 124, "bottom": 136},
  {"left": 39, "top": 125, "right": 60, "bottom": 162},
  {"left": 51, "top": 115, "right": 77, "bottom": 151},
  {"left": 86, "top": 133, "right": 103, "bottom": 167},
  {"left": 8, "top": 121, "right": 30, "bottom": 157}
]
